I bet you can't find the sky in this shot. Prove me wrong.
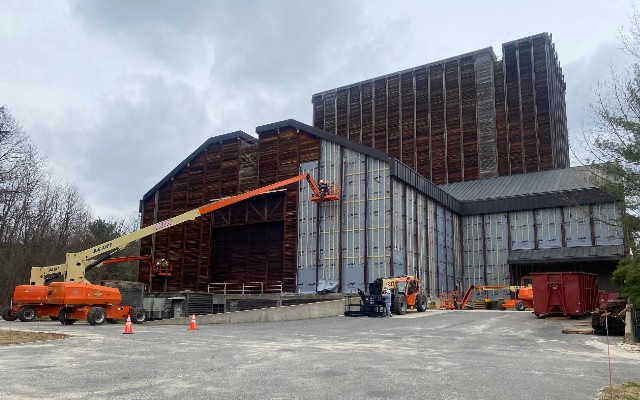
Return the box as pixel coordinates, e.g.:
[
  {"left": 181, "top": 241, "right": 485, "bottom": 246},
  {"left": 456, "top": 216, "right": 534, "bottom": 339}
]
[{"left": 0, "top": 0, "right": 637, "bottom": 219}]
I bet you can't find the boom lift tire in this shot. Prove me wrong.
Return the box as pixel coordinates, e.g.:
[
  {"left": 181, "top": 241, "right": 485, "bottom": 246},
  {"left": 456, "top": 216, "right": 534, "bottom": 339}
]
[
  {"left": 515, "top": 301, "right": 526, "bottom": 311},
  {"left": 2, "top": 306, "right": 17, "bottom": 321},
  {"left": 87, "top": 307, "right": 106, "bottom": 325},
  {"left": 393, "top": 294, "right": 408, "bottom": 315},
  {"left": 58, "top": 309, "right": 76, "bottom": 325},
  {"left": 416, "top": 293, "right": 428, "bottom": 312},
  {"left": 130, "top": 307, "right": 146, "bottom": 324},
  {"left": 17, "top": 306, "right": 36, "bottom": 322}
]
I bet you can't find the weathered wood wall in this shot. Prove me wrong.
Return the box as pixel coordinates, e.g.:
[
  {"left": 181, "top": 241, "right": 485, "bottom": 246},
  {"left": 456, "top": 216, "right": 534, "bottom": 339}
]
[
  {"left": 312, "top": 33, "right": 569, "bottom": 185},
  {"left": 139, "top": 129, "right": 321, "bottom": 293}
]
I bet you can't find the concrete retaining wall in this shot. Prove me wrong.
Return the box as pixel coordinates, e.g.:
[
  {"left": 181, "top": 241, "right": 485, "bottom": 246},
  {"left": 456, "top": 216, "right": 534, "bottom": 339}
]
[{"left": 145, "top": 299, "right": 343, "bottom": 326}]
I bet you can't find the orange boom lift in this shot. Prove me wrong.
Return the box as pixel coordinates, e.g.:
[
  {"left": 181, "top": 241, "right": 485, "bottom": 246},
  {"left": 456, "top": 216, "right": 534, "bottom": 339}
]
[{"left": 3, "top": 174, "right": 337, "bottom": 325}]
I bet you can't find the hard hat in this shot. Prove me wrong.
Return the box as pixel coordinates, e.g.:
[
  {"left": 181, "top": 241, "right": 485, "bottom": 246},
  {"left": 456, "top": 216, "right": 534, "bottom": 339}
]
[{"left": 319, "top": 180, "right": 324, "bottom": 183}]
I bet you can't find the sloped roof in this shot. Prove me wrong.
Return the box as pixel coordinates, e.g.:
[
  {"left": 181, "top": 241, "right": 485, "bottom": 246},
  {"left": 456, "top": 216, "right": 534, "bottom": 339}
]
[
  {"left": 438, "top": 166, "right": 616, "bottom": 214},
  {"left": 141, "top": 131, "right": 256, "bottom": 203},
  {"left": 507, "top": 245, "right": 624, "bottom": 264},
  {"left": 438, "top": 166, "right": 594, "bottom": 201}
]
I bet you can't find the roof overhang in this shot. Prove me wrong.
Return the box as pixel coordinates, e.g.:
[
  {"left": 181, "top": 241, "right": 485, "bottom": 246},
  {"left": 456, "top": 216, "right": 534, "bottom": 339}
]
[{"left": 507, "top": 245, "right": 624, "bottom": 265}]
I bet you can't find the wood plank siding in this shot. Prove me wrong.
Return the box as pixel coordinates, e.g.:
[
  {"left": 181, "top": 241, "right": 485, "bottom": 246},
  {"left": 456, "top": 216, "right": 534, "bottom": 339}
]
[
  {"left": 139, "top": 130, "right": 321, "bottom": 293},
  {"left": 311, "top": 33, "right": 569, "bottom": 185}
]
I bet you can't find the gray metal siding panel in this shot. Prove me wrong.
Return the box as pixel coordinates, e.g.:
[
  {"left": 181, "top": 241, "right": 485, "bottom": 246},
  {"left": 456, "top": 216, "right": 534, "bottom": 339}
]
[
  {"left": 341, "top": 149, "right": 366, "bottom": 293},
  {"left": 297, "top": 161, "right": 319, "bottom": 293}
]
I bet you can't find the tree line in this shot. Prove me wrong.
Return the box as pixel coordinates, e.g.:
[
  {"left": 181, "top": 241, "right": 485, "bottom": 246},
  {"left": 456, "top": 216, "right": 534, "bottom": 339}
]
[{"left": 0, "top": 106, "right": 139, "bottom": 306}]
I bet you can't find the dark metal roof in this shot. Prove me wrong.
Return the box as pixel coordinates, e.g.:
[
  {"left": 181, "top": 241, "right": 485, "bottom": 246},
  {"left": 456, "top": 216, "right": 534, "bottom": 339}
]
[
  {"left": 256, "top": 119, "right": 463, "bottom": 212},
  {"left": 141, "top": 131, "right": 256, "bottom": 203},
  {"left": 438, "top": 166, "right": 617, "bottom": 214},
  {"left": 507, "top": 245, "right": 624, "bottom": 265}
]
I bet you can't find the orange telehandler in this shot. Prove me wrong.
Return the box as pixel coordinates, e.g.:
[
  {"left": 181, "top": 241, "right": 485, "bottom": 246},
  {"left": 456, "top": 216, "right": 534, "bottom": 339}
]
[{"left": 2, "top": 174, "right": 336, "bottom": 325}]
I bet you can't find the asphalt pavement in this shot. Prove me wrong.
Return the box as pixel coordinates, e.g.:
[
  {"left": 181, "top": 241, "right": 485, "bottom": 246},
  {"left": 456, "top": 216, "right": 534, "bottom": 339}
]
[{"left": 1, "top": 310, "right": 638, "bottom": 400}]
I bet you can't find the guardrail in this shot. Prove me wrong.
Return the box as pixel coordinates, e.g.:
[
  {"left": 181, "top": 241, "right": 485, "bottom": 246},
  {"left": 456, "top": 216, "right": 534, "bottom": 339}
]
[{"left": 207, "top": 281, "right": 283, "bottom": 295}]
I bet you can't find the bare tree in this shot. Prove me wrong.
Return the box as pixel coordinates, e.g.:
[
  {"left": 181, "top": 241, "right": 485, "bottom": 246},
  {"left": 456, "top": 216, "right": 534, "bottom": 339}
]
[{"left": 582, "top": 8, "right": 640, "bottom": 306}]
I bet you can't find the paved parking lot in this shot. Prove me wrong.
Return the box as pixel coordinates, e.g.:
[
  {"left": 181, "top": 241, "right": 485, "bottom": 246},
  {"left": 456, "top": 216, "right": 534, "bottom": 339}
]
[{"left": 1, "top": 310, "right": 638, "bottom": 400}]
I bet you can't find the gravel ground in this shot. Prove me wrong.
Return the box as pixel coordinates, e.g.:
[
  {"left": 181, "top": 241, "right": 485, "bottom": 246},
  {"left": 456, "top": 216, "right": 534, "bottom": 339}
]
[{"left": 0, "top": 310, "right": 638, "bottom": 400}]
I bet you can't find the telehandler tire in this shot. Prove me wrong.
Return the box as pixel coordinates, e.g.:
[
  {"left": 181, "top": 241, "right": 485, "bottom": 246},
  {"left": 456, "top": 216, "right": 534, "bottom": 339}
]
[
  {"left": 17, "top": 307, "right": 36, "bottom": 322},
  {"left": 393, "top": 294, "right": 407, "bottom": 315},
  {"left": 87, "top": 307, "right": 106, "bottom": 325},
  {"left": 2, "top": 306, "right": 17, "bottom": 321},
  {"left": 416, "top": 293, "right": 428, "bottom": 312}
]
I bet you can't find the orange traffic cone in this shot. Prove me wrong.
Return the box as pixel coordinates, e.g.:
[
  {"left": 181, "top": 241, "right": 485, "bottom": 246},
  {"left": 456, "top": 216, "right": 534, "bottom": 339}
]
[
  {"left": 188, "top": 314, "right": 198, "bottom": 331},
  {"left": 123, "top": 315, "right": 133, "bottom": 334}
]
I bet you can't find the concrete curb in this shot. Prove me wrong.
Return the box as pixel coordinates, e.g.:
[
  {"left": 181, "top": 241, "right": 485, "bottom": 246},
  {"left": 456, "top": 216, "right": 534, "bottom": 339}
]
[{"left": 144, "top": 299, "right": 343, "bottom": 326}]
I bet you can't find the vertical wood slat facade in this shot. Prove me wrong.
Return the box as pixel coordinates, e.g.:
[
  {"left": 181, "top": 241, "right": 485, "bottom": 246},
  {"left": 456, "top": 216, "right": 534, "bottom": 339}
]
[
  {"left": 140, "top": 130, "right": 321, "bottom": 293},
  {"left": 311, "top": 33, "right": 568, "bottom": 185}
]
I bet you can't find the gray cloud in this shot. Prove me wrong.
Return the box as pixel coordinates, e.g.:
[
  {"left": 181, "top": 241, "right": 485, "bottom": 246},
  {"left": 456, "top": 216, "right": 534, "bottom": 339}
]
[{"left": 2, "top": 0, "right": 638, "bottom": 218}]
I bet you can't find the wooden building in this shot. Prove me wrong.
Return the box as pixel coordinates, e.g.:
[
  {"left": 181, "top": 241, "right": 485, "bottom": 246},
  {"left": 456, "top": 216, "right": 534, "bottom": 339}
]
[
  {"left": 138, "top": 33, "right": 623, "bottom": 299},
  {"left": 311, "top": 32, "right": 569, "bottom": 185}
]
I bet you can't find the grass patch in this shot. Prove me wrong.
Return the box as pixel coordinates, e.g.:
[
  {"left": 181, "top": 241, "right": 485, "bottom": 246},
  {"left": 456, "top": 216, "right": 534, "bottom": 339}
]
[
  {"left": 598, "top": 382, "right": 640, "bottom": 400},
  {"left": 0, "top": 330, "right": 68, "bottom": 345}
]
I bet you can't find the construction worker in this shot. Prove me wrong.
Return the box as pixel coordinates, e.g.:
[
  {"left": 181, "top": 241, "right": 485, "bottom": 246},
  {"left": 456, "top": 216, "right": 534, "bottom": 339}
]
[
  {"left": 318, "top": 180, "right": 328, "bottom": 200},
  {"left": 382, "top": 289, "right": 392, "bottom": 317}
]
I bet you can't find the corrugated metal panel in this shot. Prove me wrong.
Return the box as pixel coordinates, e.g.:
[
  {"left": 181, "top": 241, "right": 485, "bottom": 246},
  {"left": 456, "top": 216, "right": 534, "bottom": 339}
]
[
  {"left": 436, "top": 205, "right": 446, "bottom": 293},
  {"left": 445, "top": 209, "right": 455, "bottom": 292},
  {"left": 366, "top": 157, "right": 391, "bottom": 281},
  {"left": 563, "top": 206, "right": 591, "bottom": 247},
  {"left": 510, "top": 210, "right": 535, "bottom": 250},
  {"left": 393, "top": 180, "right": 406, "bottom": 276},
  {"left": 341, "top": 149, "right": 366, "bottom": 293},
  {"left": 484, "top": 213, "right": 509, "bottom": 286},
  {"left": 593, "top": 203, "right": 624, "bottom": 246},
  {"left": 297, "top": 161, "right": 318, "bottom": 293},
  {"left": 462, "top": 214, "right": 484, "bottom": 288},
  {"left": 427, "top": 199, "right": 437, "bottom": 297},
  {"left": 417, "top": 193, "right": 428, "bottom": 286},
  {"left": 406, "top": 187, "right": 418, "bottom": 278},
  {"left": 536, "top": 208, "right": 562, "bottom": 249},
  {"left": 452, "top": 213, "right": 463, "bottom": 290},
  {"left": 392, "top": 159, "right": 462, "bottom": 213},
  {"left": 318, "top": 140, "right": 341, "bottom": 290}
]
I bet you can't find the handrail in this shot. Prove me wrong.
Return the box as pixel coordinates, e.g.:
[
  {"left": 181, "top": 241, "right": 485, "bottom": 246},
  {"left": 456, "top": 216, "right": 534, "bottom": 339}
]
[{"left": 207, "top": 281, "right": 283, "bottom": 295}]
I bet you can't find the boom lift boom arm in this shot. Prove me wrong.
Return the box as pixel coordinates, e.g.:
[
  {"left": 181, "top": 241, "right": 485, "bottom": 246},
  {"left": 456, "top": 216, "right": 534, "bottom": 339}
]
[{"left": 29, "top": 174, "right": 323, "bottom": 285}]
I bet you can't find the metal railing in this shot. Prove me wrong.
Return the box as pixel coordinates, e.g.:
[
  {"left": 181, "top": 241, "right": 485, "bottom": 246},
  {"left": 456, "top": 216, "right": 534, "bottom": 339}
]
[{"left": 207, "top": 281, "right": 283, "bottom": 295}]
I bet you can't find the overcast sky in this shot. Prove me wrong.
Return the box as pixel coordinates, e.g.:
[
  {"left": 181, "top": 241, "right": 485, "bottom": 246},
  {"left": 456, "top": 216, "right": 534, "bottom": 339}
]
[{"left": 1, "top": 0, "right": 637, "bottom": 219}]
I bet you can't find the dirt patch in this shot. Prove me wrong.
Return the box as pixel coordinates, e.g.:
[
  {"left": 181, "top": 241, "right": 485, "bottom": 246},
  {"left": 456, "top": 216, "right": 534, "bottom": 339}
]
[{"left": 0, "top": 330, "right": 68, "bottom": 345}]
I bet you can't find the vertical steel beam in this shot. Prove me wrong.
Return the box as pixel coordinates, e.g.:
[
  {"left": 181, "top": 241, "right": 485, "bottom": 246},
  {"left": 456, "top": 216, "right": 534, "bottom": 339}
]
[{"left": 481, "top": 214, "right": 488, "bottom": 285}]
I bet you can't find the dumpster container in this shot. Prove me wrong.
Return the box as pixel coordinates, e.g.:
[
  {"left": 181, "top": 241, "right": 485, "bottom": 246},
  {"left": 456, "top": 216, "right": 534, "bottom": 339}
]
[{"left": 531, "top": 272, "right": 598, "bottom": 317}]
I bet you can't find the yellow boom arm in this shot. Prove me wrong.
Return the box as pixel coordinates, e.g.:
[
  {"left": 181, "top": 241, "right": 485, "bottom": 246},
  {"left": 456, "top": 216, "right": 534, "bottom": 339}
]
[{"left": 29, "top": 174, "right": 319, "bottom": 285}]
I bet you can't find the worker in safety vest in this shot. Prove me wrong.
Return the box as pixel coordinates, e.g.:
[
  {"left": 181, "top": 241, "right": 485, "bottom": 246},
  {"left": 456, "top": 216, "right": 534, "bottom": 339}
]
[
  {"left": 318, "top": 180, "right": 328, "bottom": 200},
  {"left": 382, "top": 289, "right": 392, "bottom": 317}
]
